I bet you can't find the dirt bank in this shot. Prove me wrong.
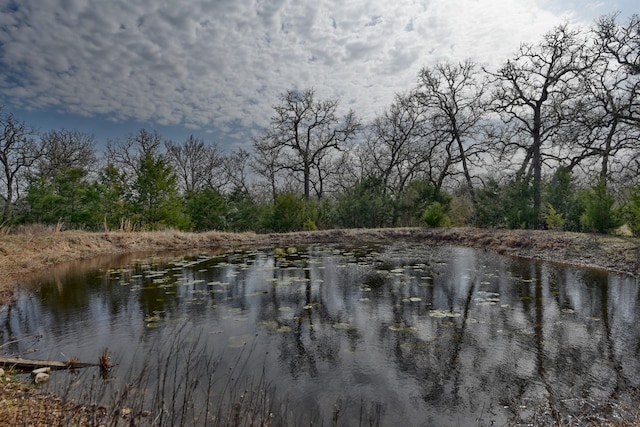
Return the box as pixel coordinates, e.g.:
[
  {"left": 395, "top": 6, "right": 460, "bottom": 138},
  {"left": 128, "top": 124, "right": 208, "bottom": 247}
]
[
  {"left": 0, "top": 227, "right": 638, "bottom": 306},
  {"left": 0, "top": 227, "right": 639, "bottom": 426}
]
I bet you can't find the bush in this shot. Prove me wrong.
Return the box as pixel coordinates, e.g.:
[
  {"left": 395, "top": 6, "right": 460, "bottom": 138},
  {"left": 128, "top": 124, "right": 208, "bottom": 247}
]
[
  {"left": 394, "top": 180, "right": 450, "bottom": 227},
  {"left": 267, "top": 192, "right": 307, "bottom": 232},
  {"left": 543, "top": 204, "right": 565, "bottom": 230},
  {"left": 543, "top": 167, "right": 582, "bottom": 231},
  {"left": 621, "top": 185, "right": 640, "bottom": 236},
  {"left": 186, "top": 188, "right": 228, "bottom": 231},
  {"left": 475, "top": 179, "right": 504, "bottom": 227},
  {"left": 423, "top": 202, "right": 450, "bottom": 227},
  {"left": 334, "top": 177, "right": 394, "bottom": 228},
  {"left": 226, "top": 190, "right": 264, "bottom": 232},
  {"left": 303, "top": 218, "right": 317, "bottom": 231},
  {"left": 579, "top": 179, "right": 619, "bottom": 233},
  {"left": 476, "top": 178, "right": 536, "bottom": 229},
  {"left": 448, "top": 191, "right": 474, "bottom": 226}
]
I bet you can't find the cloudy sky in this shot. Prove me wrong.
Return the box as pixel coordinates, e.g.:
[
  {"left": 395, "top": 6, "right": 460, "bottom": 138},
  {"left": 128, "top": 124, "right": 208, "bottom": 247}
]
[{"left": 0, "top": 0, "right": 636, "bottom": 152}]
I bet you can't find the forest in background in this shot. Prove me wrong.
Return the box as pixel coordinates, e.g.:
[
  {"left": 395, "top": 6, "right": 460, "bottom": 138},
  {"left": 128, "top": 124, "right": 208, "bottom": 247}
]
[{"left": 0, "top": 13, "right": 638, "bottom": 235}]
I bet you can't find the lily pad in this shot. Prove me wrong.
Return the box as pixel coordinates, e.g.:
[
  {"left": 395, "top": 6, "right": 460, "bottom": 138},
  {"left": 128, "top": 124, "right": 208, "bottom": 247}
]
[
  {"left": 389, "top": 324, "right": 417, "bottom": 332},
  {"left": 429, "top": 310, "right": 461, "bottom": 318},
  {"left": 228, "top": 334, "right": 253, "bottom": 348},
  {"left": 260, "top": 320, "right": 279, "bottom": 330},
  {"left": 333, "top": 322, "right": 354, "bottom": 330}
]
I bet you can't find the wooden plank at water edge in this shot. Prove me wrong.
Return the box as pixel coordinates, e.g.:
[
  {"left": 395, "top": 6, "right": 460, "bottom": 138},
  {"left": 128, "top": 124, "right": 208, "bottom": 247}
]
[{"left": 0, "top": 356, "right": 97, "bottom": 371}]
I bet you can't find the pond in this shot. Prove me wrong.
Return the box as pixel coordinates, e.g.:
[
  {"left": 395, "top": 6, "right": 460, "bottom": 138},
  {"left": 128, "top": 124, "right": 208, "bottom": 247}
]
[{"left": 2, "top": 242, "right": 640, "bottom": 426}]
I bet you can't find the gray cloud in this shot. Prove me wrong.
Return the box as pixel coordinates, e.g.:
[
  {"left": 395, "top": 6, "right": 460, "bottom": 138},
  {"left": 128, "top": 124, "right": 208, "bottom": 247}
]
[{"left": 0, "top": 0, "right": 587, "bottom": 145}]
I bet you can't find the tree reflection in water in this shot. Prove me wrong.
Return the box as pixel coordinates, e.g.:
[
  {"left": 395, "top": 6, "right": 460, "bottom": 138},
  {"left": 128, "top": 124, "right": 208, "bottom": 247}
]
[{"left": 2, "top": 243, "right": 640, "bottom": 425}]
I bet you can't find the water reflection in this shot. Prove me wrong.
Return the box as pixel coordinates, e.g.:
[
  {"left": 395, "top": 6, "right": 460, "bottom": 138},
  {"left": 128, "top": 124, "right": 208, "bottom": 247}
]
[{"left": 1, "top": 243, "right": 639, "bottom": 425}]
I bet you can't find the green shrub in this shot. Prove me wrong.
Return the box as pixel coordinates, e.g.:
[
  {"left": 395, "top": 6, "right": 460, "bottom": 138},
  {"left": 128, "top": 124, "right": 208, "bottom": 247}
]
[
  {"left": 621, "top": 185, "right": 640, "bottom": 236},
  {"left": 543, "top": 204, "right": 565, "bottom": 230},
  {"left": 504, "top": 180, "right": 537, "bottom": 229},
  {"left": 476, "top": 178, "right": 536, "bottom": 229},
  {"left": 579, "top": 179, "right": 619, "bottom": 233},
  {"left": 543, "top": 167, "right": 583, "bottom": 231},
  {"left": 302, "top": 218, "right": 317, "bottom": 231},
  {"left": 334, "top": 177, "right": 394, "bottom": 228},
  {"left": 186, "top": 187, "right": 228, "bottom": 231},
  {"left": 394, "top": 180, "right": 450, "bottom": 227},
  {"left": 268, "top": 192, "right": 307, "bottom": 232},
  {"left": 475, "top": 179, "right": 504, "bottom": 227},
  {"left": 448, "top": 192, "right": 474, "bottom": 226},
  {"left": 227, "top": 190, "right": 263, "bottom": 232},
  {"left": 423, "top": 202, "right": 450, "bottom": 227}
]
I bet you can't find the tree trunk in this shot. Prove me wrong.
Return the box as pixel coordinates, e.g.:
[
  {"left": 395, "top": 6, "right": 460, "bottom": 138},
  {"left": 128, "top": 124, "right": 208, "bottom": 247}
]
[
  {"left": 303, "top": 162, "right": 311, "bottom": 200},
  {"left": 454, "top": 133, "right": 477, "bottom": 220},
  {"left": 600, "top": 121, "right": 617, "bottom": 187}
]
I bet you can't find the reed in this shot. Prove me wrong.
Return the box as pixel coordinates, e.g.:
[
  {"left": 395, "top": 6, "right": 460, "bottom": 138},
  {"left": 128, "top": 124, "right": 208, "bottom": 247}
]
[{"left": 36, "top": 323, "right": 385, "bottom": 426}]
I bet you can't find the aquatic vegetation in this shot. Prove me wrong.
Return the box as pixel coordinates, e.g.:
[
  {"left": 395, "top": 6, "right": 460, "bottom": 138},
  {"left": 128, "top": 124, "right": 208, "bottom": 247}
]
[
  {"left": 7, "top": 241, "right": 639, "bottom": 426},
  {"left": 228, "top": 334, "right": 253, "bottom": 348},
  {"left": 388, "top": 323, "right": 418, "bottom": 332},
  {"left": 332, "top": 322, "right": 354, "bottom": 330},
  {"left": 428, "top": 310, "right": 461, "bottom": 318}
]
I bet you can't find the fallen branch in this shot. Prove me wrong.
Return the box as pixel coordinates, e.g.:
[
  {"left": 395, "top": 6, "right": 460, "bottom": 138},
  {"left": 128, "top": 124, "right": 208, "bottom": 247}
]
[{"left": 0, "top": 355, "right": 97, "bottom": 371}]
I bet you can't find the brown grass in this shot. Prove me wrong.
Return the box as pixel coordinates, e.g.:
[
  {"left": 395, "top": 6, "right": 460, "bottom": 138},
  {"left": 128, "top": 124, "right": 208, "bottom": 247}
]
[
  {"left": 0, "top": 227, "right": 638, "bottom": 306},
  {"left": 0, "top": 226, "right": 638, "bottom": 426}
]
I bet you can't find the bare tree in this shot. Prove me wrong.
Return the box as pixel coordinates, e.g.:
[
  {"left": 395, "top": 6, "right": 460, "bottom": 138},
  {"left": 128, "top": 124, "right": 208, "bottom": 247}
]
[
  {"left": 580, "top": 13, "right": 640, "bottom": 187},
  {"left": 222, "top": 148, "right": 252, "bottom": 196},
  {"left": 415, "top": 60, "right": 489, "bottom": 217},
  {"left": 564, "top": 46, "right": 638, "bottom": 185},
  {"left": 259, "top": 88, "right": 361, "bottom": 200},
  {"left": 363, "top": 92, "right": 431, "bottom": 195},
  {"left": 104, "top": 129, "right": 164, "bottom": 185},
  {"left": 35, "top": 129, "right": 97, "bottom": 180},
  {"left": 486, "top": 23, "right": 593, "bottom": 224},
  {"left": 595, "top": 13, "right": 640, "bottom": 77},
  {"left": 0, "top": 108, "right": 41, "bottom": 221},
  {"left": 251, "top": 136, "right": 287, "bottom": 203},
  {"left": 165, "top": 135, "right": 224, "bottom": 194},
  {"left": 322, "top": 150, "right": 357, "bottom": 196}
]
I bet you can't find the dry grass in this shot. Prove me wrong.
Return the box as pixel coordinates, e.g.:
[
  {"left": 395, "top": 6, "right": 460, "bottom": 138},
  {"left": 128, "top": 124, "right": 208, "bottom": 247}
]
[
  {"left": 0, "top": 226, "right": 638, "bottom": 426},
  {"left": 0, "top": 227, "right": 637, "bottom": 306},
  {"left": 0, "top": 374, "right": 106, "bottom": 426}
]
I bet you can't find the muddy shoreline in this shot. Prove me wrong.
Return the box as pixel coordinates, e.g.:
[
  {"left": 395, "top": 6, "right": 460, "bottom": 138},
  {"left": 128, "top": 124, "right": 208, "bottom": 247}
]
[
  {"left": 0, "top": 227, "right": 639, "bottom": 426},
  {"left": 0, "top": 227, "right": 638, "bottom": 307}
]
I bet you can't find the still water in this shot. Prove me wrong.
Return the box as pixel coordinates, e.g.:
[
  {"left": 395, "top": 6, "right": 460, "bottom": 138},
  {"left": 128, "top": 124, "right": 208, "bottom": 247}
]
[{"left": 2, "top": 243, "right": 640, "bottom": 425}]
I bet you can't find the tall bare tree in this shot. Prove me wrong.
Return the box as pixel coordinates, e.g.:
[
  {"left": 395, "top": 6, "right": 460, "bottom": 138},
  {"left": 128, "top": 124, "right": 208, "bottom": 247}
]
[
  {"left": 259, "top": 88, "right": 361, "bottom": 200},
  {"left": 363, "top": 92, "right": 431, "bottom": 195},
  {"left": 416, "top": 60, "right": 489, "bottom": 217},
  {"left": 0, "top": 108, "right": 41, "bottom": 221},
  {"left": 583, "top": 13, "right": 640, "bottom": 187},
  {"left": 565, "top": 38, "right": 638, "bottom": 184},
  {"left": 165, "top": 135, "right": 224, "bottom": 194},
  {"left": 222, "top": 148, "right": 252, "bottom": 196},
  {"left": 487, "top": 23, "right": 593, "bottom": 224},
  {"left": 252, "top": 135, "right": 287, "bottom": 203},
  {"left": 35, "top": 129, "right": 97, "bottom": 180},
  {"left": 104, "top": 129, "right": 164, "bottom": 185},
  {"left": 595, "top": 13, "right": 640, "bottom": 77}
]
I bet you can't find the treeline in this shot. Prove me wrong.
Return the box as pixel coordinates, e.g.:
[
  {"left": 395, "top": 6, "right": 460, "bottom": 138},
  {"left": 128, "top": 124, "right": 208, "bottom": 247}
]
[{"left": 1, "top": 14, "right": 639, "bottom": 235}]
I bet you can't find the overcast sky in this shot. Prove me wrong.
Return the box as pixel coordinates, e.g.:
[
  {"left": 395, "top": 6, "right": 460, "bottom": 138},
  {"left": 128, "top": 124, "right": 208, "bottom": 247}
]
[{"left": 0, "top": 0, "right": 636, "bottom": 152}]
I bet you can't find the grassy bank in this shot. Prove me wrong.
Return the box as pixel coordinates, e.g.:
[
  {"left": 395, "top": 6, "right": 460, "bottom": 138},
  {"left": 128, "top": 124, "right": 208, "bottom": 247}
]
[
  {"left": 0, "top": 227, "right": 638, "bottom": 306},
  {"left": 0, "top": 226, "right": 639, "bottom": 426}
]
